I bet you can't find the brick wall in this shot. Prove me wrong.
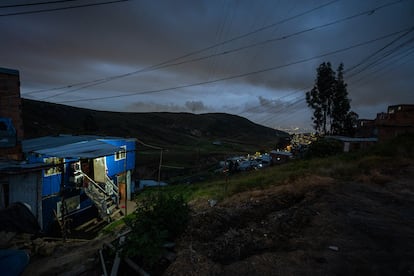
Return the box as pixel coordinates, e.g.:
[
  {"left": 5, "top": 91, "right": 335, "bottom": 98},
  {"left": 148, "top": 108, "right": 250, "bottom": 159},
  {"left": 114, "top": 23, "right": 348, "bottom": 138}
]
[
  {"left": 375, "top": 105, "right": 414, "bottom": 141},
  {"left": 0, "top": 68, "right": 24, "bottom": 160},
  {"left": 0, "top": 68, "right": 24, "bottom": 140}
]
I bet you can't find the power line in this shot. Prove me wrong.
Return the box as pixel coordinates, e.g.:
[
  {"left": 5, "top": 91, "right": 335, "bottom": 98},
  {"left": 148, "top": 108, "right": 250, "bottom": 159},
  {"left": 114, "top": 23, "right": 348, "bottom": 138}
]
[
  {"left": 58, "top": 26, "right": 414, "bottom": 103},
  {"left": 350, "top": 44, "right": 414, "bottom": 86},
  {"left": 239, "top": 30, "right": 414, "bottom": 127},
  {"left": 0, "top": 0, "right": 81, "bottom": 9},
  {"left": 24, "top": 0, "right": 340, "bottom": 96},
  {"left": 36, "top": 0, "right": 408, "bottom": 101},
  {"left": 0, "top": 0, "right": 130, "bottom": 17},
  {"left": 345, "top": 27, "right": 414, "bottom": 76},
  {"left": 347, "top": 37, "right": 414, "bottom": 80},
  {"left": 238, "top": 22, "right": 414, "bottom": 127}
]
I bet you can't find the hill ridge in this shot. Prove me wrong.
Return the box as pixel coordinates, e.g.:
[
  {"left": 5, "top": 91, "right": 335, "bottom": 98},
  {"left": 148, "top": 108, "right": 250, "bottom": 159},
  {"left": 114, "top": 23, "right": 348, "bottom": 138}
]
[{"left": 22, "top": 99, "right": 289, "bottom": 149}]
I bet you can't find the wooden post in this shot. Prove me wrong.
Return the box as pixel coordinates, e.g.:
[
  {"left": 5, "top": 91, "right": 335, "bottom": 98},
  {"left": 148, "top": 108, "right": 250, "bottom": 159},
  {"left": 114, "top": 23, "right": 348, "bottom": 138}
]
[{"left": 158, "top": 149, "right": 163, "bottom": 187}]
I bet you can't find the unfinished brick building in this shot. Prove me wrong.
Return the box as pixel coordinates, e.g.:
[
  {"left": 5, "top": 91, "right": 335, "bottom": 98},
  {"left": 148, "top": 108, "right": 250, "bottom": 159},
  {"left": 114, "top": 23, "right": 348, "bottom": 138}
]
[
  {"left": 375, "top": 104, "right": 414, "bottom": 141},
  {"left": 0, "top": 67, "right": 24, "bottom": 160}
]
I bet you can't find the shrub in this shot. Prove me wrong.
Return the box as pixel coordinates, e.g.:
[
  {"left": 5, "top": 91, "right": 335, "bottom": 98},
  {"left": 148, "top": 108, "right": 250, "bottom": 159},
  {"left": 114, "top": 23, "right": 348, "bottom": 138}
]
[
  {"left": 305, "top": 138, "right": 343, "bottom": 158},
  {"left": 122, "top": 192, "right": 190, "bottom": 264}
]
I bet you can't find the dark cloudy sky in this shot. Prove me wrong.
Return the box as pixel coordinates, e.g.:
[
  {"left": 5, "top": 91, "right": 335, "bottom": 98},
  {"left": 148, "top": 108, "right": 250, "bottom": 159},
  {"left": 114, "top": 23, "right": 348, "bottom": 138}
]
[{"left": 2, "top": 0, "right": 414, "bottom": 131}]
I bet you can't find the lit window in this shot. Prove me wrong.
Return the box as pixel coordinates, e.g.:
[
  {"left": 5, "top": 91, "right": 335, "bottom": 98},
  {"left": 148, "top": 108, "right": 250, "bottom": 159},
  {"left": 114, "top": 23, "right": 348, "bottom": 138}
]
[
  {"left": 44, "top": 157, "right": 63, "bottom": 176},
  {"left": 115, "top": 146, "right": 126, "bottom": 161}
]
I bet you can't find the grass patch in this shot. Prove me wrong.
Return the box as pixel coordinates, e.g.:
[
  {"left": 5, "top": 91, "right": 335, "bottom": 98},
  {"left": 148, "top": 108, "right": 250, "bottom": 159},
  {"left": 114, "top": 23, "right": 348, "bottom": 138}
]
[
  {"left": 101, "top": 213, "right": 135, "bottom": 235},
  {"left": 132, "top": 134, "right": 414, "bottom": 208}
]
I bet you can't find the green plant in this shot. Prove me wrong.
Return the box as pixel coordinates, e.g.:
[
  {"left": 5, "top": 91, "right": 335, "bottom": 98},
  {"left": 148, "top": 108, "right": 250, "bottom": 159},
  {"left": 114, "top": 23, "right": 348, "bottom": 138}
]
[
  {"left": 305, "top": 138, "right": 343, "bottom": 158},
  {"left": 122, "top": 192, "right": 190, "bottom": 264}
]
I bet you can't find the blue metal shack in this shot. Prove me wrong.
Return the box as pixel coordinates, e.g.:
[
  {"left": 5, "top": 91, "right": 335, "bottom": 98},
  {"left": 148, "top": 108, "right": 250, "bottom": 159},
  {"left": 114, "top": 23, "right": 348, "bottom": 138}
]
[{"left": 15, "top": 135, "right": 137, "bottom": 232}]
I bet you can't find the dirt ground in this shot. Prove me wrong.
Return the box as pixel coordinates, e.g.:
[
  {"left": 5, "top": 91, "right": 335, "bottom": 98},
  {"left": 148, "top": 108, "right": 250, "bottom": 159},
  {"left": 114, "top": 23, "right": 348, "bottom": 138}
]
[
  {"left": 166, "top": 167, "right": 414, "bottom": 275},
  {"left": 18, "top": 164, "right": 414, "bottom": 275}
]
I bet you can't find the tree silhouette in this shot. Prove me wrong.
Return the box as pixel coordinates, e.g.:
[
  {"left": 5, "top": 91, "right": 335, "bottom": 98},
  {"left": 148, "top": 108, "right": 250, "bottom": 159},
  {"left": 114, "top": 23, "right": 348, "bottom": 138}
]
[{"left": 306, "top": 62, "right": 358, "bottom": 136}]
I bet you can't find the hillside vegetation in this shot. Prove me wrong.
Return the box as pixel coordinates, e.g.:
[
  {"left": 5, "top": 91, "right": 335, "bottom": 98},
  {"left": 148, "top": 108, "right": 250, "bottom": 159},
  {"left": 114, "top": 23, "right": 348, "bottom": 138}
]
[{"left": 23, "top": 134, "right": 414, "bottom": 275}]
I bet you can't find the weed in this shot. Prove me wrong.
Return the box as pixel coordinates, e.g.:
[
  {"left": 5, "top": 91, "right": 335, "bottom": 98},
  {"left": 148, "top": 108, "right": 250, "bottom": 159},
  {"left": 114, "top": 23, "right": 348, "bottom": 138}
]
[{"left": 122, "top": 192, "right": 190, "bottom": 265}]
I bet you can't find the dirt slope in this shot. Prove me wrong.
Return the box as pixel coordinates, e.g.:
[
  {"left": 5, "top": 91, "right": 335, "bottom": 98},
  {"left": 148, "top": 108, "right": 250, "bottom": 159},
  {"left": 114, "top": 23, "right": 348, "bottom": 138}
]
[
  {"left": 19, "top": 165, "right": 414, "bottom": 275},
  {"left": 166, "top": 168, "right": 414, "bottom": 275}
]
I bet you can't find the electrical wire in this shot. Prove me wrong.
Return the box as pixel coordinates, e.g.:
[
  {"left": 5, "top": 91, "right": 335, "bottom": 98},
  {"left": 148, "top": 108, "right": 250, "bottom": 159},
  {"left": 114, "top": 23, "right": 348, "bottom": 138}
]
[
  {"left": 0, "top": 0, "right": 82, "bottom": 9},
  {"left": 24, "top": 0, "right": 340, "bottom": 96},
  {"left": 0, "top": 0, "right": 130, "bottom": 17},
  {"left": 350, "top": 45, "right": 414, "bottom": 86},
  {"left": 345, "top": 27, "right": 414, "bottom": 76},
  {"left": 36, "top": 0, "right": 408, "bottom": 101},
  {"left": 57, "top": 26, "right": 413, "bottom": 103}
]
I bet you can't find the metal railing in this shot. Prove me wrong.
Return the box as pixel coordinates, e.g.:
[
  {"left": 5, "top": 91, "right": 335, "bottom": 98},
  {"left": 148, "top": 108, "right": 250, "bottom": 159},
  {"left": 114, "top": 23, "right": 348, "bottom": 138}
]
[
  {"left": 81, "top": 172, "right": 107, "bottom": 195},
  {"left": 105, "top": 175, "right": 119, "bottom": 205}
]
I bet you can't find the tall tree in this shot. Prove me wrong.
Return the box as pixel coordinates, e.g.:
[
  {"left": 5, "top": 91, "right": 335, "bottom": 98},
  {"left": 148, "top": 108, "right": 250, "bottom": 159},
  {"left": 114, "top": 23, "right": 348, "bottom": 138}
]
[
  {"left": 306, "top": 62, "right": 336, "bottom": 134},
  {"left": 331, "top": 63, "right": 350, "bottom": 135},
  {"left": 306, "top": 62, "right": 357, "bottom": 135}
]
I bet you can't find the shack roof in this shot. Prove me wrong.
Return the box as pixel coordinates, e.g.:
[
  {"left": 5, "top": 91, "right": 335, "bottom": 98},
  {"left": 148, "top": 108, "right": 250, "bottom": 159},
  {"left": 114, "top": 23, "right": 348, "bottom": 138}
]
[
  {"left": 34, "top": 140, "right": 121, "bottom": 159},
  {"left": 270, "top": 150, "right": 292, "bottom": 156},
  {"left": 0, "top": 160, "right": 45, "bottom": 174},
  {"left": 23, "top": 135, "right": 95, "bottom": 152},
  {"left": 326, "top": 136, "right": 378, "bottom": 143},
  {"left": 0, "top": 67, "right": 19, "bottom": 76},
  {"left": 22, "top": 135, "right": 135, "bottom": 159}
]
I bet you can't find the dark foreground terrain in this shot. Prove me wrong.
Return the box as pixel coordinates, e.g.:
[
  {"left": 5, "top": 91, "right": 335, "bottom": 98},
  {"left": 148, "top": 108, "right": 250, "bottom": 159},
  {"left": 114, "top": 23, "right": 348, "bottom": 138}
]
[
  {"left": 22, "top": 162, "right": 414, "bottom": 275},
  {"left": 168, "top": 169, "right": 414, "bottom": 275}
]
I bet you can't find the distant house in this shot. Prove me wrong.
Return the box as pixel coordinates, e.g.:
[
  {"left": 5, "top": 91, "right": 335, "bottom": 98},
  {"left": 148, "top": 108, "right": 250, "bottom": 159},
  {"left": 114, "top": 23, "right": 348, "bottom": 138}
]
[
  {"left": 326, "top": 136, "right": 378, "bottom": 152},
  {"left": 269, "top": 150, "right": 292, "bottom": 164},
  {"left": 355, "top": 104, "right": 414, "bottom": 142},
  {"left": 1, "top": 135, "right": 136, "bottom": 232},
  {"left": 355, "top": 119, "right": 376, "bottom": 138},
  {"left": 375, "top": 104, "right": 414, "bottom": 141}
]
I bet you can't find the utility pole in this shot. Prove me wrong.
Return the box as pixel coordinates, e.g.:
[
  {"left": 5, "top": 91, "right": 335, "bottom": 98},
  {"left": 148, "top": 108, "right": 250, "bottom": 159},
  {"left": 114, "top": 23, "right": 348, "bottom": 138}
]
[{"left": 158, "top": 148, "right": 163, "bottom": 187}]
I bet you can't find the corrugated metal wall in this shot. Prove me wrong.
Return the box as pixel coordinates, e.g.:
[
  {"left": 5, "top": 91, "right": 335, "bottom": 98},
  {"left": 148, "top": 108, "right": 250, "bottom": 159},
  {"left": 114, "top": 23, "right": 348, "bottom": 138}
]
[{"left": 9, "top": 172, "right": 43, "bottom": 228}]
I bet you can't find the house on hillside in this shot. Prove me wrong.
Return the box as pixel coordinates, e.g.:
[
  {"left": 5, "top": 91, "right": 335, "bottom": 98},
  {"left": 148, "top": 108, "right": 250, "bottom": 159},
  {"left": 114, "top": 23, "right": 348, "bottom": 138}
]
[
  {"left": 355, "top": 104, "right": 414, "bottom": 142},
  {"left": 375, "top": 104, "right": 414, "bottom": 141},
  {"left": 269, "top": 150, "right": 292, "bottom": 164},
  {"left": 1, "top": 67, "right": 138, "bottom": 233},
  {"left": 1, "top": 135, "right": 136, "bottom": 232},
  {"left": 325, "top": 136, "right": 378, "bottom": 152},
  {"left": 355, "top": 119, "right": 376, "bottom": 138}
]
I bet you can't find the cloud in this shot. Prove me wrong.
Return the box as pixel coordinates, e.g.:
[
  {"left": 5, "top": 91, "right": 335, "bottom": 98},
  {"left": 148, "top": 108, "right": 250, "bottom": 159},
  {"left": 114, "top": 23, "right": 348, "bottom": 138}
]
[
  {"left": 185, "top": 100, "right": 208, "bottom": 113},
  {"left": 1, "top": 0, "right": 413, "bottom": 131}
]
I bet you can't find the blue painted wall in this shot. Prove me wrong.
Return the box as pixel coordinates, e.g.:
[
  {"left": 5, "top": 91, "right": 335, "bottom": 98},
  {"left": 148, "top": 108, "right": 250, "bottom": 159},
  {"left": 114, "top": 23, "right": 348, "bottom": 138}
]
[
  {"left": 24, "top": 137, "right": 137, "bottom": 232},
  {"left": 26, "top": 153, "right": 66, "bottom": 196},
  {"left": 101, "top": 139, "right": 136, "bottom": 177}
]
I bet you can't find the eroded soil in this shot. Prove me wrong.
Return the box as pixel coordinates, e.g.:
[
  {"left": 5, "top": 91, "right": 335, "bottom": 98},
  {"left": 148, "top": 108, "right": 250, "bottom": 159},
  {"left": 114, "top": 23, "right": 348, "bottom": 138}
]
[{"left": 166, "top": 169, "right": 414, "bottom": 275}]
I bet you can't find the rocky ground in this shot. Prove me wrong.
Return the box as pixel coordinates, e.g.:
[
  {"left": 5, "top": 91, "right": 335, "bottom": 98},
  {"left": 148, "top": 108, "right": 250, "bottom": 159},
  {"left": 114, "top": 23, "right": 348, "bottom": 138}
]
[{"left": 9, "top": 164, "right": 414, "bottom": 275}]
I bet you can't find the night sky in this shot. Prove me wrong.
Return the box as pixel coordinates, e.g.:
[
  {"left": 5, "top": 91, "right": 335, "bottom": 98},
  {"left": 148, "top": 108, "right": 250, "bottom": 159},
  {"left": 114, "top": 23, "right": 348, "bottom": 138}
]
[{"left": 2, "top": 0, "right": 414, "bottom": 131}]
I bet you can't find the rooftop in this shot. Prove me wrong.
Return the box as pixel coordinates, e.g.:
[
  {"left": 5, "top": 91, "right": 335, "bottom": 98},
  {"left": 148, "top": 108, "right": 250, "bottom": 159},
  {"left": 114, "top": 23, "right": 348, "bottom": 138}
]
[{"left": 0, "top": 67, "right": 19, "bottom": 76}]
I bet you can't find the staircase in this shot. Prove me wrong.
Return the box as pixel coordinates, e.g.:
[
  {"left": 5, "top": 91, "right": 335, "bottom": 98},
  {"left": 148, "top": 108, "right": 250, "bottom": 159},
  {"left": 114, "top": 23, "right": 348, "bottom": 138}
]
[{"left": 81, "top": 172, "right": 122, "bottom": 222}]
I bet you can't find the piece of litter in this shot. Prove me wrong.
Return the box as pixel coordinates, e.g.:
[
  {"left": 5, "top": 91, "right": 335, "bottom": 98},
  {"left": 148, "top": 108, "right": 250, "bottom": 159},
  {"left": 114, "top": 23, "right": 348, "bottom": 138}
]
[
  {"left": 328, "top": 246, "right": 339, "bottom": 251},
  {"left": 208, "top": 199, "right": 217, "bottom": 207}
]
